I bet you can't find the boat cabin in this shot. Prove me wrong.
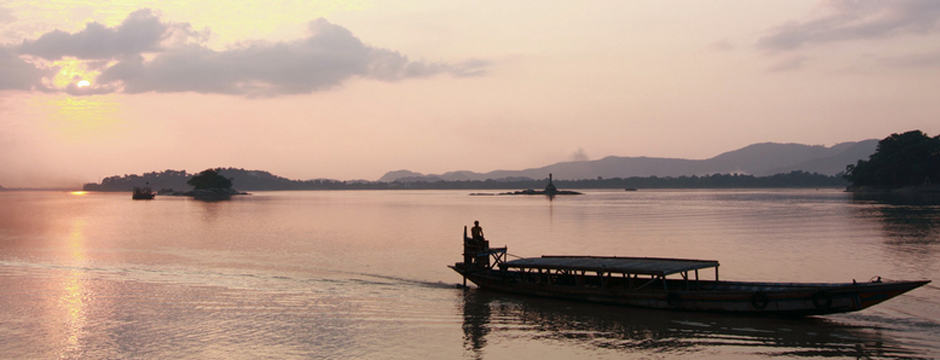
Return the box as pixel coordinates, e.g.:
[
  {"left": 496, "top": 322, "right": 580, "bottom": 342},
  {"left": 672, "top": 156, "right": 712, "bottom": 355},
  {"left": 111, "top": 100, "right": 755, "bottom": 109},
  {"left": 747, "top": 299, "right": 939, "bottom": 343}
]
[
  {"left": 456, "top": 223, "right": 720, "bottom": 292},
  {"left": 499, "top": 256, "right": 720, "bottom": 291}
]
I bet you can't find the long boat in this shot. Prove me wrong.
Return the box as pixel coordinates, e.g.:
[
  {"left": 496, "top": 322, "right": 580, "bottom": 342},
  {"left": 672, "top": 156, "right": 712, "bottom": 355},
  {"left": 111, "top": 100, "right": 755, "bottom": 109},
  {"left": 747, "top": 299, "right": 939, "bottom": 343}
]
[{"left": 450, "top": 228, "right": 929, "bottom": 316}]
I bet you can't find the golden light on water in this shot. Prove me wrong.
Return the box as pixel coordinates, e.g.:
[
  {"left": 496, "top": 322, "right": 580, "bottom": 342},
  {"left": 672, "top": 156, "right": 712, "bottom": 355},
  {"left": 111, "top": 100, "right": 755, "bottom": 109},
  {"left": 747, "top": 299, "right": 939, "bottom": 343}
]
[
  {"left": 67, "top": 219, "right": 87, "bottom": 264},
  {"left": 70, "top": 191, "right": 88, "bottom": 195},
  {"left": 61, "top": 218, "right": 89, "bottom": 354},
  {"left": 62, "top": 273, "right": 87, "bottom": 352}
]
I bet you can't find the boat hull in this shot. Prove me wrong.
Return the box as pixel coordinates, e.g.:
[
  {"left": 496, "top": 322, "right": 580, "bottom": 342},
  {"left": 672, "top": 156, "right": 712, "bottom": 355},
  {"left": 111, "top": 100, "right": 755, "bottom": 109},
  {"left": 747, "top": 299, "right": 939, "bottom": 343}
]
[{"left": 451, "top": 266, "right": 929, "bottom": 316}]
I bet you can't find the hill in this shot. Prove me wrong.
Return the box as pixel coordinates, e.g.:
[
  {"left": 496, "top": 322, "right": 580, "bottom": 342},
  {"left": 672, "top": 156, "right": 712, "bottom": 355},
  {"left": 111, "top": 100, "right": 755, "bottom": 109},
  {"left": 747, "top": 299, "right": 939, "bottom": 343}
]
[{"left": 379, "top": 140, "right": 878, "bottom": 182}]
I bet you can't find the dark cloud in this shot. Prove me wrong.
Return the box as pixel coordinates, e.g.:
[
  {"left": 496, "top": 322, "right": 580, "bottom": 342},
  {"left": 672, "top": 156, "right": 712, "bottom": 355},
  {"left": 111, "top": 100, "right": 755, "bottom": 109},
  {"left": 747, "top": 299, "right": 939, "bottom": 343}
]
[
  {"left": 0, "top": 47, "right": 52, "bottom": 90},
  {"left": 18, "top": 9, "right": 172, "bottom": 60},
  {"left": 2, "top": 11, "right": 484, "bottom": 96},
  {"left": 96, "top": 18, "right": 477, "bottom": 96},
  {"left": 758, "top": 0, "right": 940, "bottom": 50}
]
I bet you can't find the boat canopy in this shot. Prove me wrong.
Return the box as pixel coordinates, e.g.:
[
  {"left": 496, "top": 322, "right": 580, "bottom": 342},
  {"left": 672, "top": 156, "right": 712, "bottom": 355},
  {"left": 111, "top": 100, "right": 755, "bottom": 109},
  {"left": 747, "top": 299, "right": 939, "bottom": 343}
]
[{"left": 502, "top": 256, "right": 719, "bottom": 277}]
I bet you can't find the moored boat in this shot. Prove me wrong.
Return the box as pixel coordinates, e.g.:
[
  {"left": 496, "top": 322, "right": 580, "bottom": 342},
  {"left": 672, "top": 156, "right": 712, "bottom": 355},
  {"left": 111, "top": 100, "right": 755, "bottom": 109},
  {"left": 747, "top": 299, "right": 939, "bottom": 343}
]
[
  {"left": 132, "top": 186, "right": 155, "bottom": 200},
  {"left": 449, "top": 228, "right": 929, "bottom": 316}
]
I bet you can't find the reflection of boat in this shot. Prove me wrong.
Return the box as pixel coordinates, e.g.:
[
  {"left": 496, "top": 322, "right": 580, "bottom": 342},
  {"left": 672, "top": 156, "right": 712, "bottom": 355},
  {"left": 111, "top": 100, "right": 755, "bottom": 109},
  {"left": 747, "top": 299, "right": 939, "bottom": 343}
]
[
  {"left": 450, "top": 228, "right": 929, "bottom": 316},
  {"left": 132, "top": 186, "right": 155, "bottom": 200},
  {"left": 459, "top": 288, "right": 923, "bottom": 358}
]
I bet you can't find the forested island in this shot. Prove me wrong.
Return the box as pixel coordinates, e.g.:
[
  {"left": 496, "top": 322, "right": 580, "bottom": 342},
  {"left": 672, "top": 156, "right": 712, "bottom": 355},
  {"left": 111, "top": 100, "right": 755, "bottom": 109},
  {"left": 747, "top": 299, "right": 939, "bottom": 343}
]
[
  {"left": 82, "top": 168, "right": 848, "bottom": 192},
  {"left": 844, "top": 130, "right": 939, "bottom": 194}
]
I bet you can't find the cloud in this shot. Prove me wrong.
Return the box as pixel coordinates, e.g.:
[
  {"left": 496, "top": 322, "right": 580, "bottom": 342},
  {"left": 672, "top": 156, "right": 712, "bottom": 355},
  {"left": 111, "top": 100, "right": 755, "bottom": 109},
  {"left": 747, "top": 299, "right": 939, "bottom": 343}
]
[
  {"left": 570, "top": 148, "right": 589, "bottom": 162},
  {"left": 18, "top": 9, "right": 176, "bottom": 60},
  {"left": 97, "top": 18, "right": 480, "bottom": 96},
  {"left": 880, "top": 49, "right": 940, "bottom": 68},
  {"left": 766, "top": 55, "right": 808, "bottom": 72},
  {"left": 0, "top": 47, "right": 52, "bottom": 90},
  {"left": 2, "top": 11, "right": 485, "bottom": 97},
  {"left": 710, "top": 38, "right": 735, "bottom": 52},
  {"left": 758, "top": 0, "right": 940, "bottom": 50},
  {"left": 0, "top": 7, "right": 16, "bottom": 24}
]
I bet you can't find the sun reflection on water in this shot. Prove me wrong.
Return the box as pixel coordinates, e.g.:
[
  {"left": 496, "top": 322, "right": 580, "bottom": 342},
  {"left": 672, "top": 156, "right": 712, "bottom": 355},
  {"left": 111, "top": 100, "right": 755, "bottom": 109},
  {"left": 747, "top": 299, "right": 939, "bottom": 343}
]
[{"left": 60, "top": 218, "right": 90, "bottom": 356}]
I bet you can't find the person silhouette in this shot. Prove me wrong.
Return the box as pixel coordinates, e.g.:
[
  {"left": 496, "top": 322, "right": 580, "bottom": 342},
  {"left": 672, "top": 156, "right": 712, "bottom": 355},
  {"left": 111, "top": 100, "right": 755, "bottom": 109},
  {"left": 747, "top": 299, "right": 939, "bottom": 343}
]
[{"left": 471, "top": 221, "right": 485, "bottom": 241}]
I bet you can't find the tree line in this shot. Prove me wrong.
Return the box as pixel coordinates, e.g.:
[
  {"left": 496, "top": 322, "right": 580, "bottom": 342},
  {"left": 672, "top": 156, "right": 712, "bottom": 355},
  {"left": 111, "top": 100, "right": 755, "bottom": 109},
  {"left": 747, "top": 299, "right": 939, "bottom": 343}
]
[
  {"left": 83, "top": 168, "right": 848, "bottom": 192},
  {"left": 68, "top": 130, "right": 940, "bottom": 193}
]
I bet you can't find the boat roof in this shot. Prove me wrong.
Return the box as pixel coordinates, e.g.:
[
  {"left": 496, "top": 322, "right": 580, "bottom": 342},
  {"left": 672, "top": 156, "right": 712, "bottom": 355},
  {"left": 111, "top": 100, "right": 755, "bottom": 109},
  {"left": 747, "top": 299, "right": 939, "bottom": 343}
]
[{"left": 502, "top": 256, "right": 719, "bottom": 276}]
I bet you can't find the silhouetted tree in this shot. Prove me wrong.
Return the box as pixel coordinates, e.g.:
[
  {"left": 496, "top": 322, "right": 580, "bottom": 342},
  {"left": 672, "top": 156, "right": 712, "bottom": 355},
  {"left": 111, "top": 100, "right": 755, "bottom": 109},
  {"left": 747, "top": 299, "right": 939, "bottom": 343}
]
[
  {"left": 844, "top": 130, "right": 940, "bottom": 189},
  {"left": 187, "top": 168, "right": 233, "bottom": 190}
]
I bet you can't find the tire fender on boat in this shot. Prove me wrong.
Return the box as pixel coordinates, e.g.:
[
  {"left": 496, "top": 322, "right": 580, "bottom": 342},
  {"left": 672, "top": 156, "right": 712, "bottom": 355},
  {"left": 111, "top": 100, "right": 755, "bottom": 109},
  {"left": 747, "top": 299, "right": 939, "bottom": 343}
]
[
  {"left": 750, "top": 291, "right": 769, "bottom": 310},
  {"left": 811, "top": 290, "right": 833, "bottom": 309}
]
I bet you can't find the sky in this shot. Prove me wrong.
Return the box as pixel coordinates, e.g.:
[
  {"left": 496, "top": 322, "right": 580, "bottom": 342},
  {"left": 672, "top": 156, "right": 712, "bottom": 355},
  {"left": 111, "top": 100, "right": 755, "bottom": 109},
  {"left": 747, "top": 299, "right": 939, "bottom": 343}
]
[{"left": 1, "top": 0, "right": 939, "bottom": 187}]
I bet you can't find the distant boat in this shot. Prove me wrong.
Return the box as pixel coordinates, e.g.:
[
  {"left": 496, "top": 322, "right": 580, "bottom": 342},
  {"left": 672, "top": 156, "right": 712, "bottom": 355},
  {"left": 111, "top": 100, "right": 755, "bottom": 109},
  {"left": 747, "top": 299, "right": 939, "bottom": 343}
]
[
  {"left": 132, "top": 186, "right": 155, "bottom": 200},
  {"left": 450, "top": 228, "right": 929, "bottom": 316}
]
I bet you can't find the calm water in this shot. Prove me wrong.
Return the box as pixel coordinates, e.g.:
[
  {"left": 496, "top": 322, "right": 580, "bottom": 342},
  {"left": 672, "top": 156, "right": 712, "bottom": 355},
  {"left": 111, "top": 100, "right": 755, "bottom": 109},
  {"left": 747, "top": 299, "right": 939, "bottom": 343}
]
[{"left": 1, "top": 189, "right": 938, "bottom": 359}]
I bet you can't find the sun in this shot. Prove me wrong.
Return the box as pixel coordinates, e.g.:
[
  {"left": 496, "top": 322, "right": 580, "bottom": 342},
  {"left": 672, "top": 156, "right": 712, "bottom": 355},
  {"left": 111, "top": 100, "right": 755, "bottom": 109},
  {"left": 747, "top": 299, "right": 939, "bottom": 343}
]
[{"left": 77, "top": 80, "right": 91, "bottom": 88}]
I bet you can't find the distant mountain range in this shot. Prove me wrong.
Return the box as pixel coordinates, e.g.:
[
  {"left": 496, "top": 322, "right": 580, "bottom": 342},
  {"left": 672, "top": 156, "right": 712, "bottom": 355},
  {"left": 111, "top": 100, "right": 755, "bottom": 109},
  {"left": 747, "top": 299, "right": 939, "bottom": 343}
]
[
  {"left": 77, "top": 139, "right": 877, "bottom": 192},
  {"left": 379, "top": 140, "right": 879, "bottom": 182}
]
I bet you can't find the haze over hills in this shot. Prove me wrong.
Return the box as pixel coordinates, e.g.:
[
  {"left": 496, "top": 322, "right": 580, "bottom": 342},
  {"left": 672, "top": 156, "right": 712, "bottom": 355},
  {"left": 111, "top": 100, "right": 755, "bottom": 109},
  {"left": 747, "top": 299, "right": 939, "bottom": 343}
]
[
  {"left": 379, "top": 140, "right": 879, "bottom": 182},
  {"left": 73, "top": 139, "right": 876, "bottom": 192}
]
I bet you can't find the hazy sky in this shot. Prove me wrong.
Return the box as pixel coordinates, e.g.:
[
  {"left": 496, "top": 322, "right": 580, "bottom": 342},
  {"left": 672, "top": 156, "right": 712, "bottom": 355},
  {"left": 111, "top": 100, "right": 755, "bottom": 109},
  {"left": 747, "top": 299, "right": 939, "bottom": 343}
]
[{"left": 2, "top": 0, "right": 939, "bottom": 187}]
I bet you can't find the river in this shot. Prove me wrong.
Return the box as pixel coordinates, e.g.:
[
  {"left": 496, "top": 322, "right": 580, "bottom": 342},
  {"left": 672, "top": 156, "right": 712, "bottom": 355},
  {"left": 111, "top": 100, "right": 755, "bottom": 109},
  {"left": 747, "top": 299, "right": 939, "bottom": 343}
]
[{"left": 0, "top": 189, "right": 937, "bottom": 359}]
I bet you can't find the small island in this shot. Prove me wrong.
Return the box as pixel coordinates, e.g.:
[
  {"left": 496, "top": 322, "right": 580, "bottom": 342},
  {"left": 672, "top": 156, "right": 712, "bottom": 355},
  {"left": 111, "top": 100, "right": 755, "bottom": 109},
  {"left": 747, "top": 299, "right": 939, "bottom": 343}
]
[
  {"left": 471, "top": 174, "right": 582, "bottom": 197},
  {"left": 166, "top": 168, "right": 247, "bottom": 200}
]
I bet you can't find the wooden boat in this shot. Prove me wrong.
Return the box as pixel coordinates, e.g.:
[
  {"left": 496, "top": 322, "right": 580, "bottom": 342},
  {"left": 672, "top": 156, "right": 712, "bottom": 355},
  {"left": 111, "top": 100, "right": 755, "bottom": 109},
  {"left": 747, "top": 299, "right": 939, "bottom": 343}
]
[
  {"left": 132, "top": 186, "right": 155, "bottom": 200},
  {"left": 449, "top": 228, "right": 929, "bottom": 316}
]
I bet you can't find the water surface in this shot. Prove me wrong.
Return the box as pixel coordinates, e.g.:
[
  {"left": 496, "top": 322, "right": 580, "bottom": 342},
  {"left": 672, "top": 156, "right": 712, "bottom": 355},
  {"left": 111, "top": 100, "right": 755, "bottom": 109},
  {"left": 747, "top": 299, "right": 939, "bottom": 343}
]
[{"left": 1, "top": 189, "right": 937, "bottom": 359}]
